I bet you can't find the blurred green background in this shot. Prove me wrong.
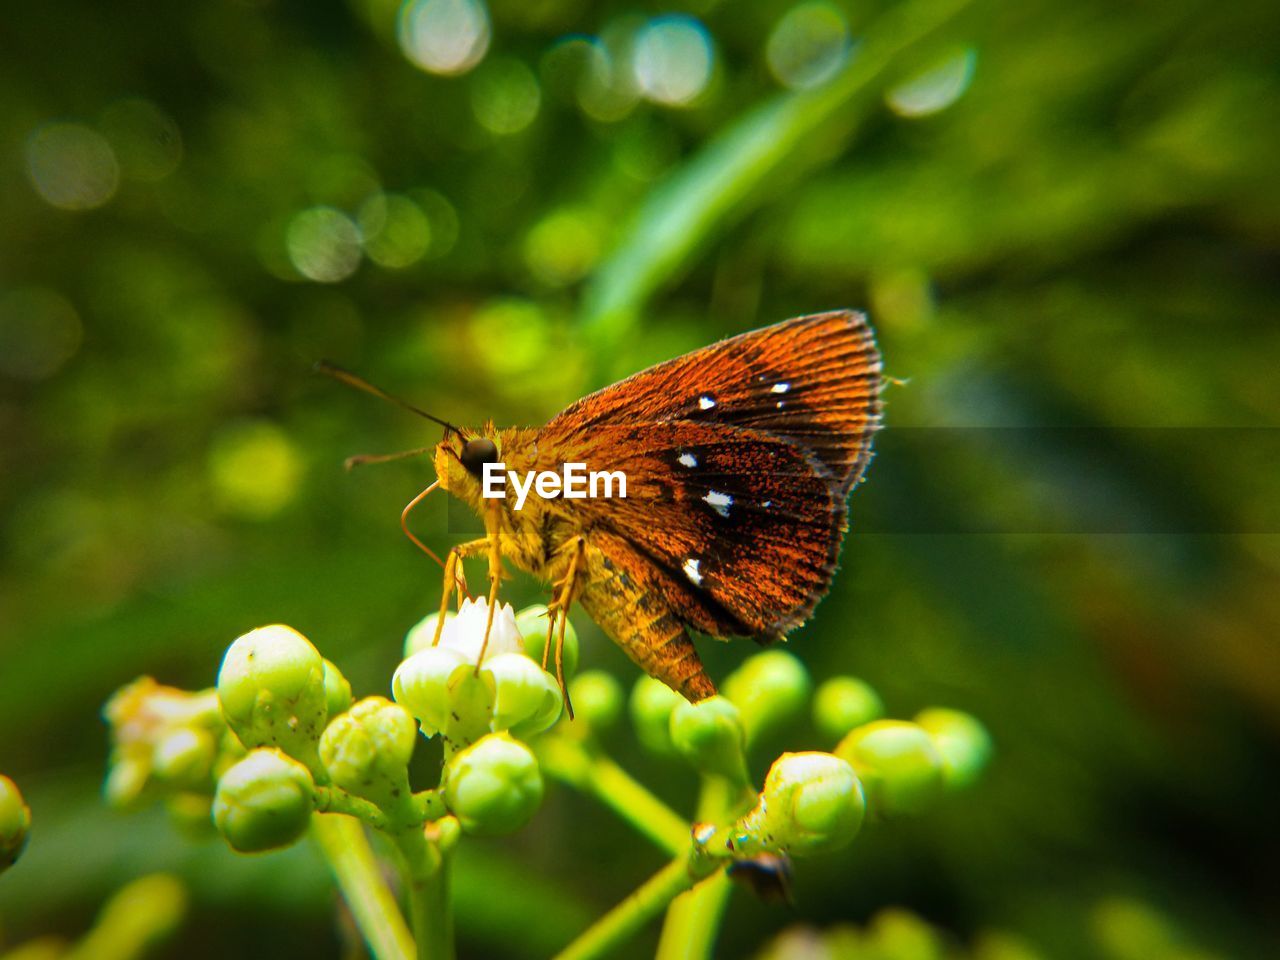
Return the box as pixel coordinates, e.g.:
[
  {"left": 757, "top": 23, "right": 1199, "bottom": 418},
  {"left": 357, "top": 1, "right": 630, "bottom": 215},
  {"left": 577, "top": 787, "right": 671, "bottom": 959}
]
[{"left": 2, "top": 0, "right": 1278, "bottom": 957}]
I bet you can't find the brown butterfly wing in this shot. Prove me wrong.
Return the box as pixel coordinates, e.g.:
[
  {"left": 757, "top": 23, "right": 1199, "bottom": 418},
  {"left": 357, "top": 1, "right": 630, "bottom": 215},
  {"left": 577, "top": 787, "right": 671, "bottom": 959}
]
[
  {"left": 540, "top": 311, "right": 881, "bottom": 643},
  {"left": 547, "top": 310, "right": 881, "bottom": 495}
]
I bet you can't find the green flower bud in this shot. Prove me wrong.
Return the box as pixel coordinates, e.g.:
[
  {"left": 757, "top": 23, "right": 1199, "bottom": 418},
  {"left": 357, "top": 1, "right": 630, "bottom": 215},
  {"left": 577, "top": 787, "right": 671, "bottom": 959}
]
[
  {"left": 217, "top": 625, "right": 328, "bottom": 771},
  {"left": 915, "top": 708, "right": 992, "bottom": 790},
  {"left": 813, "top": 676, "right": 885, "bottom": 742},
  {"left": 723, "top": 650, "right": 810, "bottom": 741},
  {"left": 835, "top": 720, "right": 943, "bottom": 817},
  {"left": 568, "top": 671, "right": 623, "bottom": 731},
  {"left": 669, "top": 696, "right": 749, "bottom": 783},
  {"left": 630, "top": 676, "right": 684, "bottom": 755},
  {"left": 485, "top": 653, "right": 562, "bottom": 738},
  {"left": 394, "top": 647, "right": 509, "bottom": 750},
  {"left": 319, "top": 697, "right": 417, "bottom": 811},
  {"left": 733, "top": 752, "right": 864, "bottom": 856},
  {"left": 213, "top": 749, "right": 314, "bottom": 853},
  {"left": 404, "top": 611, "right": 455, "bottom": 657},
  {"left": 393, "top": 646, "right": 473, "bottom": 738},
  {"left": 323, "top": 659, "right": 353, "bottom": 717},
  {"left": 515, "top": 605, "right": 580, "bottom": 681},
  {"left": 444, "top": 734, "right": 543, "bottom": 836},
  {"left": 0, "top": 775, "right": 31, "bottom": 873},
  {"left": 396, "top": 600, "right": 562, "bottom": 747},
  {"left": 151, "top": 727, "right": 217, "bottom": 787}
]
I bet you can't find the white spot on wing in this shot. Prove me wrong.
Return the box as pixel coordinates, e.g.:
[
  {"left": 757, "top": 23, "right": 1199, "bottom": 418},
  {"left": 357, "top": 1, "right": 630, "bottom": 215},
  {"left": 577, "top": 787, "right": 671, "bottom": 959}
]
[
  {"left": 703, "top": 490, "right": 732, "bottom": 517},
  {"left": 683, "top": 558, "right": 703, "bottom": 585},
  {"left": 698, "top": 395, "right": 716, "bottom": 410},
  {"left": 762, "top": 500, "right": 772, "bottom": 508},
  {"left": 678, "top": 452, "right": 698, "bottom": 468},
  {"left": 771, "top": 382, "right": 790, "bottom": 393},
  {"left": 775, "top": 400, "right": 785, "bottom": 409}
]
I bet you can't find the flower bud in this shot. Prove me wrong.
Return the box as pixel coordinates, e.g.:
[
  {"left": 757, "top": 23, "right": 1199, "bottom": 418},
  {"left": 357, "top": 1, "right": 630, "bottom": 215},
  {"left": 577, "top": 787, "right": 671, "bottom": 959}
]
[
  {"left": 217, "top": 625, "right": 328, "bottom": 771},
  {"left": 0, "top": 775, "right": 31, "bottom": 873},
  {"left": 444, "top": 734, "right": 543, "bottom": 836},
  {"left": 669, "top": 696, "right": 749, "bottom": 784},
  {"left": 441, "top": 598, "right": 524, "bottom": 664},
  {"left": 319, "top": 697, "right": 417, "bottom": 810},
  {"left": 915, "top": 708, "right": 992, "bottom": 790},
  {"left": 568, "top": 671, "right": 623, "bottom": 731},
  {"left": 835, "top": 720, "right": 943, "bottom": 817},
  {"left": 630, "top": 676, "right": 684, "bottom": 755},
  {"left": 323, "top": 659, "right": 353, "bottom": 717},
  {"left": 813, "top": 676, "right": 885, "bottom": 742},
  {"left": 484, "top": 653, "right": 562, "bottom": 738},
  {"left": 151, "top": 727, "right": 217, "bottom": 788},
  {"left": 213, "top": 749, "right": 314, "bottom": 853},
  {"left": 404, "top": 611, "right": 455, "bottom": 657},
  {"left": 734, "top": 752, "right": 864, "bottom": 856},
  {"left": 723, "top": 651, "right": 810, "bottom": 742},
  {"left": 514, "top": 605, "right": 580, "bottom": 681},
  {"left": 393, "top": 645, "right": 473, "bottom": 738}
]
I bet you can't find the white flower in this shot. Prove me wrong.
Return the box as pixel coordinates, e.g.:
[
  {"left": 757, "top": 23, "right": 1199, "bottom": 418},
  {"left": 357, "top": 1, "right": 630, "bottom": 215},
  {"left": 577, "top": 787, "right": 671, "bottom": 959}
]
[
  {"left": 393, "top": 598, "right": 562, "bottom": 740},
  {"left": 404, "top": 597, "right": 524, "bottom": 661}
]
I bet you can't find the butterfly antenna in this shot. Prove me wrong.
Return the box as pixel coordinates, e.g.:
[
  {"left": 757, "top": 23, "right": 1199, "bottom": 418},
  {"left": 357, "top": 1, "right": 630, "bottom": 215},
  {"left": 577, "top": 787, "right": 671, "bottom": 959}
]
[{"left": 315, "top": 360, "right": 460, "bottom": 433}]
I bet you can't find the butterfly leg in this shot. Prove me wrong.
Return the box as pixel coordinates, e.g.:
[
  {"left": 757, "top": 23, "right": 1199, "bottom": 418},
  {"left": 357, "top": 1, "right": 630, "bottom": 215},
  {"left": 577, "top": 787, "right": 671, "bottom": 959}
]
[
  {"left": 544, "top": 536, "right": 586, "bottom": 718},
  {"left": 472, "top": 498, "right": 507, "bottom": 670},
  {"left": 430, "top": 537, "right": 489, "bottom": 647}
]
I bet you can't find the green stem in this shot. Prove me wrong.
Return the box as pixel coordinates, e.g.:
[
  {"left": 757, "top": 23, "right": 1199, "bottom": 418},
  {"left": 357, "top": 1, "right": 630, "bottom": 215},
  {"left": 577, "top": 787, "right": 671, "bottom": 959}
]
[
  {"left": 310, "top": 815, "right": 414, "bottom": 960},
  {"left": 538, "top": 737, "right": 688, "bottom": 855},
  {"left": 553, "top": 856, "right": 721, "bottom": 960},
  {"left": 655, "top": 874, "right": 733, "bottom": 960},
  {"left": 314, "top": 786, "right": 392, "bottom": 830},
  {"left": 655, "top": 775, "right": 756, "bottom": 960},
  {"left": 393, "top": 825, "right": 455, "bottom": 960}
]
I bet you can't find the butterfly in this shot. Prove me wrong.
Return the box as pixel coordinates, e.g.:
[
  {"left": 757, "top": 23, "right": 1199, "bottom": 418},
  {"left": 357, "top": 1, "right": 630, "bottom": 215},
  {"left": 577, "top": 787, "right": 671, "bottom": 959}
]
[{"left": 323, "top": 310, "right": 882, "bottom": 707}]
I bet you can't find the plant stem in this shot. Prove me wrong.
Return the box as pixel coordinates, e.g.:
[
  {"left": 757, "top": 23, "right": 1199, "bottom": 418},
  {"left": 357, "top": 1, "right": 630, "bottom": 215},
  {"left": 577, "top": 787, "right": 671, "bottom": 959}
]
[
  {"left": 655, "top": 775, "right": 755, "bottom": 960},
  {"left": 553, "top": 856, "right": 720, "bottom": 960},
  {"left": 404, "top": 846, "right": 452, "bottom": 960},
  {"left": 314, "top": 785, "right": 392, "bottom": 830},
  {"left": 310, "top": 815, "right": 414, "bottom": 960},
  {"left": 538, "top": 737, "right": 689, "bottom": 855},
  {"left": 654, "top": 873, "right": 733, "bottom": 960},
  {"left": 393, "top": 825, "right": 455, "bottom": 960}
]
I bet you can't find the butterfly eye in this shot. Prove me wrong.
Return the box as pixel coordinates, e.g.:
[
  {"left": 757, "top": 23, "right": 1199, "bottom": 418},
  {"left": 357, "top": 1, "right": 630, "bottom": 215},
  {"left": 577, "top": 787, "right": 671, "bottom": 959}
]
[{"left": 459, "top": 437, "right": 499, "bottom": 477}]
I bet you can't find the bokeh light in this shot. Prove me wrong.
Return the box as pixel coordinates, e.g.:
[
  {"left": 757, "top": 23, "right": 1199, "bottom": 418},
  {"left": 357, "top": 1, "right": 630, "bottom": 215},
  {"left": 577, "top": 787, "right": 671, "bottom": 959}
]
[
  {"left": 574, "top": 36, "right": 639, "bottom": 123},
  {"left": 0, "top": 288, "right": 83, "bottom": 381},
  {"left": 886, "top": 47, "right": 977, "bottom": 117},
  {"left": 397, "top": 0, "right": 491, "bottom": 76},
  {"left": 471, "top": 58, "right": 541, "bottom": 135},
  {"left": 523, "top": 208, "right": 603, "bottom": 287},
  {"left": 411, "top": 188, "right": 460, "bottom": 258},
  {"left": 207, "top": 420, "right": 305, "bottom": 519},
  {"left": 24, "top": 122, "right": 120, "bottom": 211},
  {"left": 358, "top": 192, "right": 432, "bottom": 268},
  {"left": 631, "top": 15, "right": 714, "bottom": 107},
  {"left": 99, "top": 99, "right": 183, "bottom": 182},
  {"left": 766, "top": 2, "right": 852, "bottom": 91},
  {"left": 286, "top": 207, "right": 363, "bottom": 283}
]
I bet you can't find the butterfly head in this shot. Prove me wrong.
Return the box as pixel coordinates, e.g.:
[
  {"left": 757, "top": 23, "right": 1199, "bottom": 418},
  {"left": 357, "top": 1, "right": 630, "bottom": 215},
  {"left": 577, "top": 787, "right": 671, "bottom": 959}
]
[{"left": 433, "top": 423, "right": 502, "bottom": 502}]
